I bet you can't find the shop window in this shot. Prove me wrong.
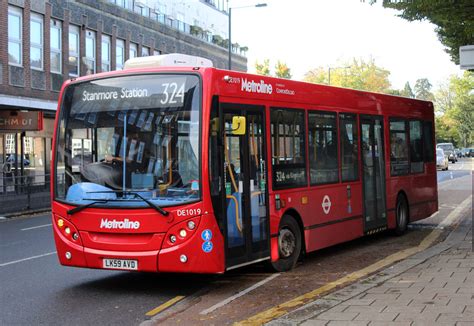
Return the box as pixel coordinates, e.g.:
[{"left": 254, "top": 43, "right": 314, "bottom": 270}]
[
  {"left": 30, "top": 13, "right": 44, "bottom": 70},
  {"left": 340, "top": 113, "right": 359, "bottom": 182},
  {"left": 390, "top": 120, "right": 409, "bottom": 176},
  {"left": 309, "top": 111, "right": 339, "bottom": 184},
  {"left": 50, "top": 19, "right": 62, "bottom": 74},
  {"left": 409, "top": 120, "right": 423, "bottom": 173},
  {"left": 68, "top": 25, "right": 80, "bottom": 77},
  {"left": 271, "top": 108, "right": 306, "bottom": 189},
  {"left": 101, "top": 35, "right": 111, "bottom": 72},
  {"left": 8, "top": 6, "right": 22, "bottom": 66}
]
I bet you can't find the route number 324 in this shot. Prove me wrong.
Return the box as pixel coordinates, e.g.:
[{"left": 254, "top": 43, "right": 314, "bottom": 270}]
[{"left": 160, "top": 82, "right": 185, "bottom": 105}]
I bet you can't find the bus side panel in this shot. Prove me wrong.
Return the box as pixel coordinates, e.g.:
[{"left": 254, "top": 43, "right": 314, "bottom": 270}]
[
  {"left": 408, "top": 163, "right": 438, "bottom": 222},
  {"left": 305, "top": 218, "right": 364, "bottom": 252},
  {"left": 271, "top": 182, "right": 364, "bottom": 254},
  {"left": 386, "top": 164, "right": 438, "bottom": 227}
]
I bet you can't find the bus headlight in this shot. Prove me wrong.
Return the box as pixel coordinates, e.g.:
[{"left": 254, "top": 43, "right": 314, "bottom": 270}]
[
  {"left": 180, "top": 255, "right": 188, "bottom": 263},
  {"left": 187, "top": 221, "right": 196, "bottom": 230},
  {"left": 163, "top": 216, "right": 201, "bottom": 248}
]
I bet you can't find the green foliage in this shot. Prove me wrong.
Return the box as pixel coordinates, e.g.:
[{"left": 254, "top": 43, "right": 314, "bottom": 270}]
[
  {"left": 414, "top": 78, "right": 435, "bottom": 101},
  {"left": 303, "top": 67, "right": 328, "bottom": 84},
  {"left": 434, "top": 72, "right": 474, "bottom": 147},
  {"left": 400, "top": 82, "right": 415, "bottom": 98},
  {"left": 370, "top": 0, "right": 474, "bottom": 64},
  {"left": 275, "top": 61, "right": 292, "bottom": 79},
  {"left": 255, "top": 59, "right": 292, "bottom": 78},
  {"left": 255, "top": 59, "right": 271, "bottom": 76},
  {"left": 303, "top": 57, "right": 392, "bottom": 93}
]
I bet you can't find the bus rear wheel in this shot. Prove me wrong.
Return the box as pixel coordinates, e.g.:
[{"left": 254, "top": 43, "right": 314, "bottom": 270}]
[
  {"left": 270, "top": 215, "right": 302, "bottom": 272},
  {"left": 394, "top": 195, "right": 408, "bottom": 236}
]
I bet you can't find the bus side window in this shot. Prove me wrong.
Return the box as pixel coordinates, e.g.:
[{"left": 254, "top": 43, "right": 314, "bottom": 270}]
[
  {"left": 389, "top": 119, "right": 409, "bottom": 176},
  {"left": 340, "top": 113, "right": 359, "bottom": 182}
]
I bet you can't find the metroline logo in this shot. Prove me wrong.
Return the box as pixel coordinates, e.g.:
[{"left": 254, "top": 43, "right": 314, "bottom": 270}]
[
  {"left": 241, "top": 78, "right": 273, "bottom": 94},
  {"left": 100, "top": 218, "right": 140, "bottom": 230}
]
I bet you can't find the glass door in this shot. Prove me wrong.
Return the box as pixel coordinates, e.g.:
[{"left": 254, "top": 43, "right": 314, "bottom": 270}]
[
  {"left": 221, "top": 104, "right": 270, "bottom": 269},
  {"left": 360, "top": 116, "right": 387, "bottom": 232}
]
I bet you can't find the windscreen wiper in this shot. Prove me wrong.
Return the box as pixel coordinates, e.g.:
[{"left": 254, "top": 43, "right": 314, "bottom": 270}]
[
  {"left": 124, "top": 191, "right": 169, "bottom": 216},
  {"left": 73, "top": 190, "right": 170, "bottom": 217},
  {"left": 67, "top": 199, "right": 110, "bottom": 215}
]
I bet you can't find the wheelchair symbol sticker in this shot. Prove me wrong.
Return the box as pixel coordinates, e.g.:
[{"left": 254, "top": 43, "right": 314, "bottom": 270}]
[
  {"left": 201, "top": 229, "right": 212, "bottom": 241},
  {"left": 202, "top": 241, "right": 213, "bottom": 253}
]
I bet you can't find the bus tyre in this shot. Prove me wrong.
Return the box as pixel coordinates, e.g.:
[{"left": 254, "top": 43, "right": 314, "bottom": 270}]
[
  {"left": 394, "top": 195, "right": 408, "bottom": 236},
  {"left": 271, "top": 215, "right": 302, "bottom": 272}
]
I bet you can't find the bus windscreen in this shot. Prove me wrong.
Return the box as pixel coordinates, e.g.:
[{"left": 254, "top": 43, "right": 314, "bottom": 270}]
[{"left": 54, "top": 74, "right": 201, "bottom": 208}]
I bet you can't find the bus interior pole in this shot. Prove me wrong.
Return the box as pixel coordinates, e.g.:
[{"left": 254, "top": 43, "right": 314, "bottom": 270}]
[{"left": 123, "top": 115, "right": 127, "bottom": 193}]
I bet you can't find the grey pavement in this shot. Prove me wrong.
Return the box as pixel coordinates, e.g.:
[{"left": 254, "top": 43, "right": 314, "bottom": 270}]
[{"left": 269, "top": 197, "right": 473, "bottom": 326}]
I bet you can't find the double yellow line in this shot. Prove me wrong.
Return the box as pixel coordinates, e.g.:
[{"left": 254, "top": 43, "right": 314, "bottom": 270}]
[{"left": 146, "top": 295, "right": 185, "bottom": 317}]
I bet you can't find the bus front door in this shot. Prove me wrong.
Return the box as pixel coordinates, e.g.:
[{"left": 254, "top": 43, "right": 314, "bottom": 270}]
[
  {"left": 360, "top": 116, "right": 387, "bottom": 232},
  {"left": 221, "top": 105, "right": 270, "bottom": 270}
]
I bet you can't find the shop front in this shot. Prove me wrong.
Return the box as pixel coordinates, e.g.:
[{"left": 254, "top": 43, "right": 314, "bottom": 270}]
[{"left": 0, "top": 109, "right": 55, "bottom": 213}]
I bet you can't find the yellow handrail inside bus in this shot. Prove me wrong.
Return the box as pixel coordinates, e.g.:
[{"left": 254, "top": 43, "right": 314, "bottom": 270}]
[
  {"left": 159, "top": 129, "right": 174, "bottom": 192},
  {"left": 224, "top": 131, "right": 238, "bottom": 193},
  {"left": 226, "top": 194, "right": 242, "bottom": 232},
  {"left": 250, "top": 117, "right": 258, "bottom": 169}
]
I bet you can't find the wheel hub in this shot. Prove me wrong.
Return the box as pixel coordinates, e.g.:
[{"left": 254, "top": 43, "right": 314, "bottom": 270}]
[{"left": 278, "top": 229, "right": 296, "bottom": 258}]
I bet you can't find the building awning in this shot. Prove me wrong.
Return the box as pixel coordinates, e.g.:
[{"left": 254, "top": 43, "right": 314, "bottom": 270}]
[{"left": 0, "top": 94, "right": 58, "bottom": 111}]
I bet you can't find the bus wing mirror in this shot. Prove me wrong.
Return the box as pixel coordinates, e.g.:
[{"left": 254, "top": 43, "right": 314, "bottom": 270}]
[{"left": 232, "top": 116, "right": 246, "bottom": 135}]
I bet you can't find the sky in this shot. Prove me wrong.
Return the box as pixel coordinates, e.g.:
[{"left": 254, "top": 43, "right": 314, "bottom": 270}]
[{"left": 231, "top": 0, "right": 461, "bottom": 90}]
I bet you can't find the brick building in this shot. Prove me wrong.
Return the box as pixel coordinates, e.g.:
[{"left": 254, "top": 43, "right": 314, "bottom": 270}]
[{"left": 0, "top": 0, "right": 246, "bottom": 197}]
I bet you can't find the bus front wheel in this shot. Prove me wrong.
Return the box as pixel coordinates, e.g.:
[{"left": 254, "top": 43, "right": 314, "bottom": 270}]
[
  {"left": 271, "top": 215, "right": 302, "bottom": 272},
  {"left": 394, "top": 195, "right": 409, "bottom": 236}
]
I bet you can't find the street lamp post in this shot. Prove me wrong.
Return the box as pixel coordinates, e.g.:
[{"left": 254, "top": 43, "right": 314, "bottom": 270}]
[{"left": 228, "top": 2, "right": 267, "bottom": 70}]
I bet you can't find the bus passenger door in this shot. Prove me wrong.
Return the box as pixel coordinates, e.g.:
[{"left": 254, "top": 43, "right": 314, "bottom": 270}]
[
  {"left": 360, "top": 116, "right": 387, "bottom": 232},
  {"left": 221, "top": 105, "right": 270, "bottom": 269}
]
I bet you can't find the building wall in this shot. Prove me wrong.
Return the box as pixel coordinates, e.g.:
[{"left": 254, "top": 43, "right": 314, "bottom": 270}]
[
  {"left": 0, "top": 0, "right": 247, "bottom": 104},
  {"left": 0, "top": 0, "right": 247, "bottom": 199}
]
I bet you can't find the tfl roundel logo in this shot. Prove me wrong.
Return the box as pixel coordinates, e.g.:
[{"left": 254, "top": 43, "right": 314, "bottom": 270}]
[{"left": 322, "top": 195, "right": 331, "bottom": 215}]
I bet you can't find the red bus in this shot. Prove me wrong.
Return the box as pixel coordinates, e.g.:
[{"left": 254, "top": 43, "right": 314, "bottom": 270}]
[{"left": 51, "top": 54, "right": 437, "bottom": 273}]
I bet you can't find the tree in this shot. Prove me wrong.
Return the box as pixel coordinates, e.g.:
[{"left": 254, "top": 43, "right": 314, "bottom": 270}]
[
  {"left": 400, "top": 82, "right": 415, "bottom": 98},
  {"left": 414, "top": 78, "right": 435, "bottom": 101},
  {"left": 303, "top": 67, "right": 328, "bottom": 84},
  {"left": 369, "top": 0, "right": 474, "bottom": 65},
  {"left": 255, "top": 59, "right": 271, "bottom": 76},
  {"left": 450, "top": 72, "right": 474, "bottom": 146},
  {"left": 434, "top": 72, "right": 474, "bottom": 147},
  {"left": 303, "top": 57, "right": 392, "bottom": 93},
  {"left": 275, "top": 61, "right": 292, "bottom": 79}
]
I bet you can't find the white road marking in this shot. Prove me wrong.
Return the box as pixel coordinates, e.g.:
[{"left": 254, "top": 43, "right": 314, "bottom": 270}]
[
  {"left": 450, "top": 171, "right": 453, "bottom": 179},
  {"left": 199, "top": 273, "right": 281, "bottom": 315},
  {"left": 0, "top": 251, "right": 57, "bottom": 267},
  {"left": 21, "top": 223, "right": 52, "bottom": 231}
]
